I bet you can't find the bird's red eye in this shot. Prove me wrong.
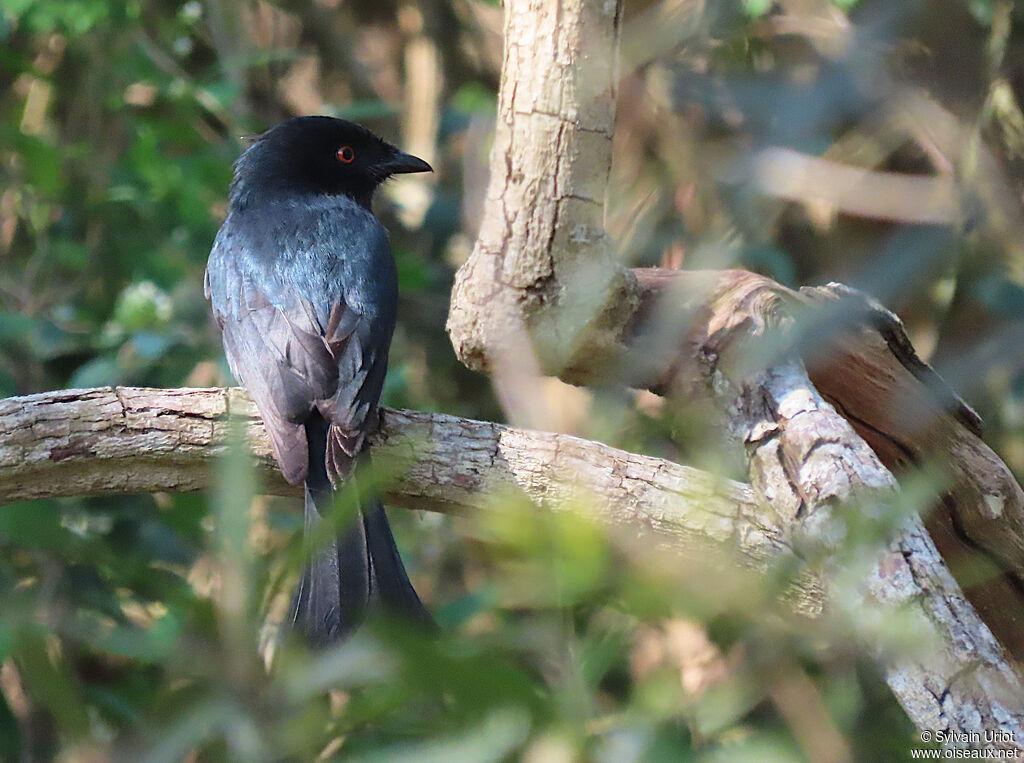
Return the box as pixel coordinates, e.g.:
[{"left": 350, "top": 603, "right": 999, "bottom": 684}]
[{"left": 337, "top": 146, "right": 355, "bottom": 163}]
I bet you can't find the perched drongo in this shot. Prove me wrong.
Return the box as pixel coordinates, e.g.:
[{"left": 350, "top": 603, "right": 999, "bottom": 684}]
[{"left": 205, "top": 116, "right": 434, "bottom": 645}]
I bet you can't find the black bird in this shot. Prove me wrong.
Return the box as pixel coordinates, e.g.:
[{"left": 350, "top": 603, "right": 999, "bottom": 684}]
[{"left": 205, "top": 116, "right": 434, "bottom": 645}]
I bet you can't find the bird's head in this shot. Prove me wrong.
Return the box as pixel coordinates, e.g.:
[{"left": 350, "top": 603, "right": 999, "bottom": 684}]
[{"left": 230, "top": 116, "right": 432, "bottom": 209}]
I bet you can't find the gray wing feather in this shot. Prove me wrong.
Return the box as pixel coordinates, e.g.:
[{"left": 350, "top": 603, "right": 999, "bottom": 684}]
[{"left": 206, "top": 199, "right": 395, "bottom": 485}]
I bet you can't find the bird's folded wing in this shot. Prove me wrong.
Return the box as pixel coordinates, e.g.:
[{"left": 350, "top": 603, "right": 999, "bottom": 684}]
[{"left": 206, "top": 257, "right": 386, "bottom": 486}]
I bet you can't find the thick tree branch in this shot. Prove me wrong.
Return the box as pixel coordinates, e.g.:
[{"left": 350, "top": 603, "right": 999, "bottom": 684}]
[{"left": 0, "top": 386, "right": 776, "bottom": 557}]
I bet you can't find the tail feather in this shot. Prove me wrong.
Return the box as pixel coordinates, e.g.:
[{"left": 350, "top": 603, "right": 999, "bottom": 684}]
[
  {"left": 363, "top": 500, "right": 435, "bottom": 631},
  {"left": 290, "top": 413, "right": 433, "bottom": 646},
  {"left": 291, "top": 484, "right": 370, "bottom": 645}
]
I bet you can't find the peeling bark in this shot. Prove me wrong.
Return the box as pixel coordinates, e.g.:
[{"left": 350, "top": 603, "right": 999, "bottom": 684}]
[{"left": 722, "top": 350, "right": 1024, "bottom": 746}]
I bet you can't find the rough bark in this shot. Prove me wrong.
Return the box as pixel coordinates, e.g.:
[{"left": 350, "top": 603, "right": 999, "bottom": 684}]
[
  {"left": 717, "top": 341, "right": 1023, "bottom": 745},
  {"left": 1, "top": 386, "right": 823, "bottom": 609},
  {"left": 0, "top": 386, "right": 775, "bottom": 558},
  {"left": 446, "top": 0, "right": 643, "bottom": 381},
  {"left": 444, "top": 0, "right": 1024, "bottom": 746}
]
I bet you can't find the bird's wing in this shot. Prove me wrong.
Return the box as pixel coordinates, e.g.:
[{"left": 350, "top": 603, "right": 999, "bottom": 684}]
[
  {"left": 205, "top": 205, "right": 394, "bottom": 486},
  {"left": 314, "top": 300, "right": 391, "bottom": 485}
]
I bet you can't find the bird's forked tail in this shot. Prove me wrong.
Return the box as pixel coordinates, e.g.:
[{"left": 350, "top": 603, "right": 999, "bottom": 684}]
[{"left": 290, "top": 414, "right": 433, "bottom": 645}]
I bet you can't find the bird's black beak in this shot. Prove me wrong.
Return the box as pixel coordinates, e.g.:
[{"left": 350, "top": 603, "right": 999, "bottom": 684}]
[{"left": 383, "top": 150, "right": 433, "bottom": 175}]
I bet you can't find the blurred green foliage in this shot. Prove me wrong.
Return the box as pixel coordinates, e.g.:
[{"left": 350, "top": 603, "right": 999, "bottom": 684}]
[{"left": 0, "top": 0, "right": 1022, "bottom": 760}]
